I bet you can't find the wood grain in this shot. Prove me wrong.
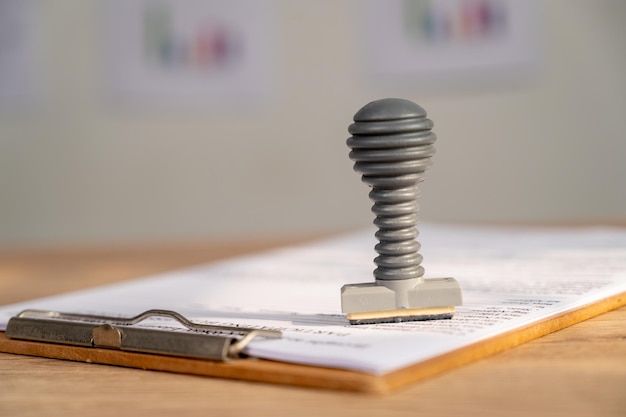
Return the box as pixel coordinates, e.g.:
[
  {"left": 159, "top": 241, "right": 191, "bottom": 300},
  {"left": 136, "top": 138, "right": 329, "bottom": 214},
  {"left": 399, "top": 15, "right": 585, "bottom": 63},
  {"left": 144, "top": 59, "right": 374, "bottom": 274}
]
[{"left": 1, "top": 239, "right": 625, "bottom": 416}]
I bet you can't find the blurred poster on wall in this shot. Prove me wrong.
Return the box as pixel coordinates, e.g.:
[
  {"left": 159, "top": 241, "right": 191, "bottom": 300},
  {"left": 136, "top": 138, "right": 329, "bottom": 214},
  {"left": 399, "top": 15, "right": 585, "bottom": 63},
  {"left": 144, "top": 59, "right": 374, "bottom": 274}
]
[
  {"left": 0, "top": 0, "right": 41, "bottom": 107},
  {"left": 102, "top": 0, "right": 275, "bottom": 109},
  {"left": 361, "top": 0, "right": 538, "bottom": 91}
]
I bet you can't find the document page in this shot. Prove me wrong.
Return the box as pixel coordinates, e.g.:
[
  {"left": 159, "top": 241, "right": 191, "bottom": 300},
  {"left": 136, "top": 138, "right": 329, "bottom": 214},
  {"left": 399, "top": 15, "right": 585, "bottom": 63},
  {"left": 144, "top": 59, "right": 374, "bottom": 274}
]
[{"left": 1, "top": 223, "right": 625, "bottom": 375}]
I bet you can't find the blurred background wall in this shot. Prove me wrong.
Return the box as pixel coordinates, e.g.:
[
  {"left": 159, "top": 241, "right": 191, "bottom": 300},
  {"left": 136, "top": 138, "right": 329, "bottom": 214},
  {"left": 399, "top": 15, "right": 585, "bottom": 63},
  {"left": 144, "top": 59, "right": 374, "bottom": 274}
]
[{"left": 1, "top": 0, "right": 625, "bottom": 248}]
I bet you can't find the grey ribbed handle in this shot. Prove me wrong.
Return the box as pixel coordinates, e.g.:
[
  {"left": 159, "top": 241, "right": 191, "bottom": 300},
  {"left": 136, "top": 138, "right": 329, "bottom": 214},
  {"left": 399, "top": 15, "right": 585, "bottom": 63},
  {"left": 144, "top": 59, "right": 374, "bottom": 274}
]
[{"left": 347, "top": 98, "right": 436, "bottom": 281}]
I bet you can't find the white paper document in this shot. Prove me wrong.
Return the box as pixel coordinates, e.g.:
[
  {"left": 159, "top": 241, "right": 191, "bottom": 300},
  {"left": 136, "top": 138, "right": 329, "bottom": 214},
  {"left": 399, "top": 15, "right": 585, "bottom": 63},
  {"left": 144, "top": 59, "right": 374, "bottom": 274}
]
[{"left": 1, "top": 224, "right": 625, "bottom": 375}]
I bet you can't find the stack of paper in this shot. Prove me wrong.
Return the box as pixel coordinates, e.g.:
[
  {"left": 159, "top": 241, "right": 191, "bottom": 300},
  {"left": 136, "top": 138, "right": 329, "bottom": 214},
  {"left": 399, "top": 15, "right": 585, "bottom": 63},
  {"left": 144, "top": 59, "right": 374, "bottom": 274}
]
[{"left": 1, "top": 223, "right": 625, "bottom": 375}]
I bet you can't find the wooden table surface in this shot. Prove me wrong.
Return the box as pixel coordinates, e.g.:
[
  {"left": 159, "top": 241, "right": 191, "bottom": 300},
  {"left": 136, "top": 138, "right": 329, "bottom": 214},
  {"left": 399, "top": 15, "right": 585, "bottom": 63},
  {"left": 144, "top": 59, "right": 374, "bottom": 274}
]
[{"left": 0, "top": 237, "right": 625, "bottom": 417}]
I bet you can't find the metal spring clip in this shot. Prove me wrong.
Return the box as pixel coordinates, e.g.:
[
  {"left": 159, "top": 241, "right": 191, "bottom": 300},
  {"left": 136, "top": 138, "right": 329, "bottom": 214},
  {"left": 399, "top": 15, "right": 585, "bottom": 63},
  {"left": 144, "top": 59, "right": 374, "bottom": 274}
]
[{"left": 6, "top": 309, "right": 282, "bottom": 361}]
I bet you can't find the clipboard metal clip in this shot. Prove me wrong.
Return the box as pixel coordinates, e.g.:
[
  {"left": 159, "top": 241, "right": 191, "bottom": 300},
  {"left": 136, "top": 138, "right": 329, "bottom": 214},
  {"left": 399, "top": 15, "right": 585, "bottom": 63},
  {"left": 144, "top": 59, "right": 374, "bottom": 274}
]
[{"left": 6, "top": 309, "right": 281, "bottom": 361}]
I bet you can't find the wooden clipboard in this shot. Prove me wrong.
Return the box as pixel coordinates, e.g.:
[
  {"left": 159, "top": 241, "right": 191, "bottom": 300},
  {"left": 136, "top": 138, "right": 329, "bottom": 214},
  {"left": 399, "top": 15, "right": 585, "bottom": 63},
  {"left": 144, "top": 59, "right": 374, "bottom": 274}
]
[{"left": 1, "top": 292, "right": 623, "bottom": 393}]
